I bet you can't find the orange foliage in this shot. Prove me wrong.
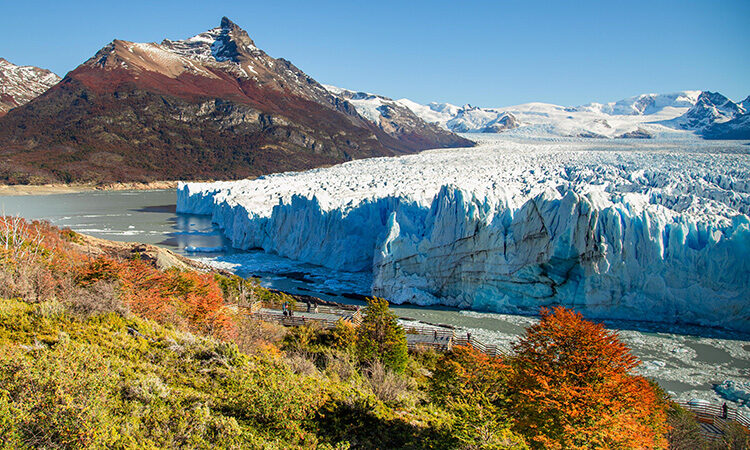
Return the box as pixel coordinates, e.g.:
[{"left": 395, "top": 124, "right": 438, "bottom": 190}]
[
  {"left": 508, "top": 306, "right": 668, "bottom": 449},
  {"left": 1, "top": 217, "right": 236, "bottom": 340},
  {"left": 75, "top": 258, "right": 237, "bottom": 340},
  {"left": 75, "top": 256, "right": 121, "bottom": 286}
]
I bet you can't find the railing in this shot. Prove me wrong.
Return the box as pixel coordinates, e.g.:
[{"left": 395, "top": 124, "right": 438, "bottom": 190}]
[
  {"left": 677, "top": 400, "right": 750, "bottom": 433},
  {"left": 453, "top": 335, "right": 506, "bottom": 357},
  {"left": 403, "top": 325, "right": 455, "bottom": 351},
  {"left": 259, "top": 300, "right": 359, "bottom": 315},
  {"left": 244, "top": 301, "right": 361, "bottom": 329},
  {"left": 252, "top": 311, "right": 342, "bottom": 328},
  {"left": 246, "top": 302, "right": 504, "bottom": 358},
  {"left": 403, "top": 324, "right": 454, "bottom": 339},
  {"left": 402, "top": 325, "right": 505, "bottom": 357}
]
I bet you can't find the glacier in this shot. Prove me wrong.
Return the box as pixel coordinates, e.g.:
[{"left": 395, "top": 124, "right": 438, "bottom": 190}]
[{"left": 177, "top": 135, "right": 750, "bottom": 332}]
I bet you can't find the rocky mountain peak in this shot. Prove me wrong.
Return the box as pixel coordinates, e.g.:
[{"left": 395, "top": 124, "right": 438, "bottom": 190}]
[
  {"left": 161, "top": 17, "right": 258, "bottom": 64},
  {"left": 0, "top": 58, "right": 60, "bottom": 116},
  {"left": 690, "top": 91, "right": 741, "bottom": 117},
  {"left": 676, "top": 90, "right": 749, "bottom": 136},
  {"left": 220, "top": 16, "right": 236, "bottom": 29}
]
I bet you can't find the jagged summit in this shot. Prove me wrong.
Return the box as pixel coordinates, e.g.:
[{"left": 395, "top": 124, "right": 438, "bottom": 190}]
[
  {"left": 162, "top": 16, "right": 259, "bottom": 63},
  {"left": 220, "top": 16, "right": 236, "bottom": 28}
]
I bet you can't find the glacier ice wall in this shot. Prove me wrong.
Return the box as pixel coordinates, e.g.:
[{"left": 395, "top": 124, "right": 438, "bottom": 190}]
[{"left": 177, "top": 136, "right": 750, "bottom": 332}]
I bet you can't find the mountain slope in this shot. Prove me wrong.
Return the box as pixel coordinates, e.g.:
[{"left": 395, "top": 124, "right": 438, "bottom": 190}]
[
  {"left": 323, "top": 86, "right": 475, "bottom": 147},
  {"left": 0, "top": 58, "right": 60, "bottom": 116},
  {"left": 0, "top": 18, "right": 471, "bottom": 185}
]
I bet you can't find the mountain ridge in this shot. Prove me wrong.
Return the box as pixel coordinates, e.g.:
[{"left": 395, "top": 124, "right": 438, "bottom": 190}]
[{"left": 0, "top": 58, "right": 60, "bottom": 117}]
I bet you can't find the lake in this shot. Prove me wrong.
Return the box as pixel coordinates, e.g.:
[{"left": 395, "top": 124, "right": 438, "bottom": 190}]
[{"left": 2, "top": 188, "right": 749, "bottom": 405}]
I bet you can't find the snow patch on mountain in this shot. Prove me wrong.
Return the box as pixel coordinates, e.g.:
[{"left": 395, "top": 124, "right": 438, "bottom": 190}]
[
  {"left": 178, "top": 135, "right": 750, "bottom": 331},
  {"left": 323, "top": 85, "right": 472, "bottom": 147},
  {"left": 0, "top": 58, "right": 60, "bottom": 115},
  {"left": 323, "top": 85, "right": 389, "bottom": 124}
]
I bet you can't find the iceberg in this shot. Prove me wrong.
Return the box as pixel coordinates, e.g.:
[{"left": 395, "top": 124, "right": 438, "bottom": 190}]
[{"left": 177, "top": 135, "right": 750, "bottom": 332}]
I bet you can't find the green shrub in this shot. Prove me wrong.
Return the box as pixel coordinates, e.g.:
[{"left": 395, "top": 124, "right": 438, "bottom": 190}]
[{"left": 355, "top": 297, "right": 408, "bottom": 373}]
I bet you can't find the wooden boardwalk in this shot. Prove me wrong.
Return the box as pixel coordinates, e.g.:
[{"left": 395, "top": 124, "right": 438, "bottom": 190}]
[
  {"left": 677, "top": 400, "right": 750, "bottom": 441},
  {"left": 244, "top": 300, "right": 362, "bottom": 329},
  {"left": 244, "top": 300, "right": 504, "bottom": 357}
]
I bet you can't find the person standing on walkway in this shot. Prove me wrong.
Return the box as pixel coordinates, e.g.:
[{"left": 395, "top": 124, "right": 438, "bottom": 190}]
[{"left": 723, "top": 402, "right": 729, "bottom": 419}]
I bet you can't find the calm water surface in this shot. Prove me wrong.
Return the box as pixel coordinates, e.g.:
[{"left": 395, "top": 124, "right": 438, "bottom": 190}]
[{"left": 2, "top": 189, "right": 749, "bottom": 405}]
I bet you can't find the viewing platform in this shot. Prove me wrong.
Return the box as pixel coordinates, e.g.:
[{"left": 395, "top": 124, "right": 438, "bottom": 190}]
[
  {"left": 243, "top": 299, "right": 504, "bottom": 356},
  {"left": 677, "top": 400, "right": 750, "bottom": 441}
]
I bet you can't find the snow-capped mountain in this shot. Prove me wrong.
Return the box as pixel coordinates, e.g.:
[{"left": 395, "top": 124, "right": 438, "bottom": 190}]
[
  {"left": 178, "top": 135, "right": 750, "bottom": 332},
  {"left": 576, "top": 91, "right": 701, "bottom": 116},
  {"left": 0, "top": 17, "right": 470, "bottom": 184},
  {"left": 397, "top": 91, "right": 705, "bottom": 139},
  {"left": 671, "top": 92, "right": 750, "bottom": 139},
  {"left": 390, "top": 99, "right": 522, "bottom": 134},
  {"left": 396, "top": 90, "right": 750, "bottom": 139},
  {"left": 0, "top": 58, "right": 60, "bottom": 116},
  {"left": 676, "top": 91, "right": 745, "bottom": 129}
]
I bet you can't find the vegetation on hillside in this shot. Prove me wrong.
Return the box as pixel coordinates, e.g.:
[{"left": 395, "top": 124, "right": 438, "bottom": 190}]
[{"left": 0, "top": 217, "right": 746, "bottom": 449}]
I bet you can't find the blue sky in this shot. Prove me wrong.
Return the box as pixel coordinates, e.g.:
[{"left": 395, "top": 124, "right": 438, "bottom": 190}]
[{"left": 1, "top": 0, "right": 747, "bottom": 107}]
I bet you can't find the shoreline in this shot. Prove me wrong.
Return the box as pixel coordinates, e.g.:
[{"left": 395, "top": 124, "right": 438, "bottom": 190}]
[{"left": 0, "top": 180, "right": 181, "bottom": 196}]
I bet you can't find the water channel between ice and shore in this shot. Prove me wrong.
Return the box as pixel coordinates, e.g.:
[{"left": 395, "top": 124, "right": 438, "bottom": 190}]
[{"left": 1, "top": 187, "right": 749, "bottom": 408}]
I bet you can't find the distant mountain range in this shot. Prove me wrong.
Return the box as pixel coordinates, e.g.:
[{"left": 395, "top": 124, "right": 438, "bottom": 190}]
[
  {"left": 0, "top": 18, "right": 470, "bottom": 184},
  {"left": 0, "top": 18, "right": 747, "bottom": 184},
  {"left": 332, "top": 89, "right": 750, "bottom": 140}
]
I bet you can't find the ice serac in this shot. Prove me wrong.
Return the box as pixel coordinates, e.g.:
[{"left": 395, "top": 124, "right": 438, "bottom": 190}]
[{"left": 177, "top": 137, "right": 750, "bottom": 332}]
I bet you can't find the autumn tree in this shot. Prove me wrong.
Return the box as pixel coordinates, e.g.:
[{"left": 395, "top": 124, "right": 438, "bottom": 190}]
[
  {"left": 507, "top": 306, "right": 667, "bottom": 449},
  {"left": 356, "top": 297, "right": 408, "bottom": 373}
]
